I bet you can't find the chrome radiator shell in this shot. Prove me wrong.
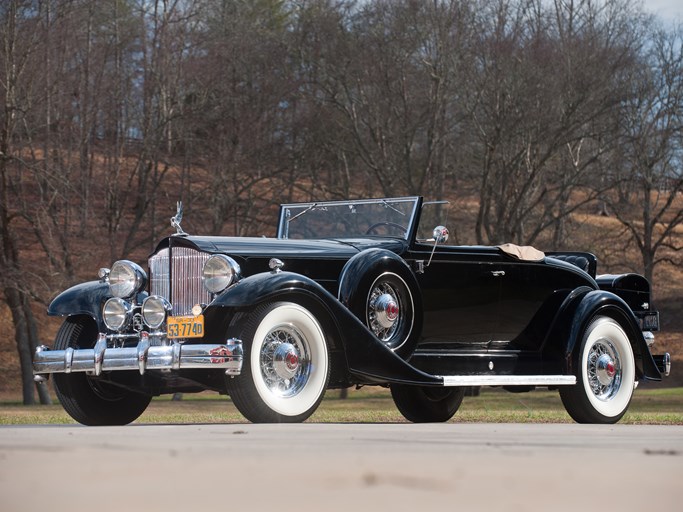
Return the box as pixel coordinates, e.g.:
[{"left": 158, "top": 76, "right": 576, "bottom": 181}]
[{"left": 149, "top": 246, "right": 213, "bottom": 316}]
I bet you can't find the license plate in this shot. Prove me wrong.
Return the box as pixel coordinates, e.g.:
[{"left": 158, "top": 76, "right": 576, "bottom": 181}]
[
  {"left": 167, "top": 315, "right": 204, "bottom": 338},
  {"left": 638, "top": 311, "right": 660, "bottom": 332}
]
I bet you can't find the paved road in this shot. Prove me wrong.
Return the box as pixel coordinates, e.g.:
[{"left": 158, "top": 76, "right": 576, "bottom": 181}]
[{"left": 1, "top": 423, "right": 681, "bottom": 512}]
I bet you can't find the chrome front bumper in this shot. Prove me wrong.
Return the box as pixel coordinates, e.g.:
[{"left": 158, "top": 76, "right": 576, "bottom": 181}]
[{"left": 33, "top": 332, "right": 243, "bottom": 379}]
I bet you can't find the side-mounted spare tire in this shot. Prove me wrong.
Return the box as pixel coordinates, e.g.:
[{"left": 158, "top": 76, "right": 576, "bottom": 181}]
[{"left": 339, "top": 249, "right": 422, "bottom": 359}]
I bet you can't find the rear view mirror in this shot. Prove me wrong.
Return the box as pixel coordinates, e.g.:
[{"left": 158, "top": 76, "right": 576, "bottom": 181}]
[{"left": 433, "top": 226, "right": 449, "bottom": 244}]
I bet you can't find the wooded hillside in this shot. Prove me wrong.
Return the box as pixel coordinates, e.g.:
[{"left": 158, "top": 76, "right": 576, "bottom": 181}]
[{"left": 1, "top": 0, "right": 681, "bottom": 403}]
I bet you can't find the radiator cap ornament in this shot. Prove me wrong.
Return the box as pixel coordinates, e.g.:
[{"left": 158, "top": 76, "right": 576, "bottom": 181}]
[{"left": 171, "top": 201, "right": 187, "bottom": 236}]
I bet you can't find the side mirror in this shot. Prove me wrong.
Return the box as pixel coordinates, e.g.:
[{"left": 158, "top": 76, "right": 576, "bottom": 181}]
[
  {"left": 433, "top": 226, "right": 449, "bottom": 244},
  {"left": 423, "top": 226, "right": 449, "bottom": 271}
]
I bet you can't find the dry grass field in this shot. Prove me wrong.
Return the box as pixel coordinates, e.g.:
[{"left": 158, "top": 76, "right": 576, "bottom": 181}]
[{"left": 1, "top": 387, "right": 682, "bottom": 425}]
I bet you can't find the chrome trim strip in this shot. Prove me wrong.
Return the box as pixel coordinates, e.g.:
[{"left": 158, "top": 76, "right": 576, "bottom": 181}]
[
  {"left": 440, "top": 375, "right": 576, "bottom": 387},
  {"left": 33, "top": 339, "right": 243, "bottom": 376}
]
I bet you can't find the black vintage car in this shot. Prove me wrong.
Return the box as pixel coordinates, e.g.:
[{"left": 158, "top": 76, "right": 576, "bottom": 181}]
[{"left": 33, "top": 197, "right": 670, "bottom": 424}]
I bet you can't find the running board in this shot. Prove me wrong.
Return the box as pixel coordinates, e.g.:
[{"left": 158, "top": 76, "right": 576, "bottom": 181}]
[{"left": 439, "top": 375, "right": 576, "bottom": 387}]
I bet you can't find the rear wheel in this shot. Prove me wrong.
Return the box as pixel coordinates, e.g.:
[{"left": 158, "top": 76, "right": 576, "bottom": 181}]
[
  {"left": 391, "top": 385, "right": 465, "bottom": 423},
  {"left": 53, "top": 317, "right": 151, "bottom": 426},
  {"left": 560, "top": 316, "right": 635, "bottom": 424},
  {"left": 227, "top": 302, "right": 330, "bottom": 423}
]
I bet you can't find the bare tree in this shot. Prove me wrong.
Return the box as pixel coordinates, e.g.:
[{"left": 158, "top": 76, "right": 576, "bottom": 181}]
[
  {"left": 179, "top": 0, "right": 302, "bottom": 235},
  {"left": 601, "top": 23, "right": 683, "bottom": 287},
  {"left": 0, "top": 0, "right": 51, "bottom": 404},
  {"left": 468, "top": 0, "right": 643, "bottom": 246},
  {"left": 300, "top": 0, "right": 476, "bottom": 198}
]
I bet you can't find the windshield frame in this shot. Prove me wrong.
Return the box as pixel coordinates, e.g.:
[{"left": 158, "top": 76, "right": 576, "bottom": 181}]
[{"left": 277, "top": 197, "right": 422, "bottom": 241}]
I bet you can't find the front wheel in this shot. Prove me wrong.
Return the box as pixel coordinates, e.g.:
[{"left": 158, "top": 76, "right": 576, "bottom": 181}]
[
  {"left": 53, "top": 317, "right": 152, "bottom": 426},
  {"left": 560, "top": 316, "right": 636, "bottom": 424},
  {"left": 391, "top": 385, "right": 465, "bottom": 423},
  {"left": 227, "top": 302, "right": 330, "bottom": 423}
]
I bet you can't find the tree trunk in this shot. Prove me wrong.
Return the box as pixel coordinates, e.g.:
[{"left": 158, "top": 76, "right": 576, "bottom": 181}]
[{"left": 4, "top": 288, "right": 36, "bottom": 404}]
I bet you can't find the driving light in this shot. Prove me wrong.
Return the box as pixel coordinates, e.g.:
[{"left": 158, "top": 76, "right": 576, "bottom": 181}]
[
  {"left": 202, "top": 254, "right": 240, "bottom": 294},
  {"left": 103, "top": 298, "right": 133, "bottom": 331},
  {"left": 109, "top": 260, "right": 147, "bottom": 298},
  {"left": 142, "top": 295, "right": 171, "bottom": 329}
]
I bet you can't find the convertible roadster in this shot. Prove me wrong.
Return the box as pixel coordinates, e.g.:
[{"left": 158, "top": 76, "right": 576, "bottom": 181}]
[{"left": 33, "top": 197, "right": 670, "bottom": 424}]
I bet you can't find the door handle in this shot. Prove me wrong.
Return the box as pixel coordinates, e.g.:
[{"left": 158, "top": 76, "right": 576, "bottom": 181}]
[{"left": 491, "top": 270, "right": 506, "bottom": 277}]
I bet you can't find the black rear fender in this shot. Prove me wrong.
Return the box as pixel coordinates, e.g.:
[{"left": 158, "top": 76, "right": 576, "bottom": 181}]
[
  {"left": 596, "top": 274, "right": 654, "bottom": 320},
  {"left": 551, "top": 289, "right": 661, "bottom": 381}
]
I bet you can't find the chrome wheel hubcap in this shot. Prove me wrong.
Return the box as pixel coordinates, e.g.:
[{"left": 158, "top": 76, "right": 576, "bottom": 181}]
[
  {"left": 259, "top": 325, "right": 310, "bottom": 398},
  {"left": 368, "top": 284, "right": 400, "bottom": 341},
  {"left": 373, "top": 293, "right": 400, "bottom": 329},
  {"left": 272, "top": 342, "right": 300, "bottom": 380},
  {"left": 587, "top": 339, "right": 621, "bottom": 401}
]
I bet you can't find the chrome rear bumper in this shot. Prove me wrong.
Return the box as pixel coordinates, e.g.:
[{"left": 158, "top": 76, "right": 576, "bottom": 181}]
[{"left": 33, "top": 333, "right": 243, "bottom": 379}]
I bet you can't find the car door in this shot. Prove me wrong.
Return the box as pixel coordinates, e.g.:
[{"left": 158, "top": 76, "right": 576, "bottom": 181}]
[
  {"left": 491, "top": 257, "right": 596, "bottom": 351},
  {"left": 409, "top": 245, "right": 502, "bottom": 350},
  {"left": 489, "top": 258, "right": 550, "bottom": 348}
]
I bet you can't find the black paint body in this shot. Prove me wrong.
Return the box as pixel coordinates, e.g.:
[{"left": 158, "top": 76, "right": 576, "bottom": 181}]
[{"left": 48, "top": 199, "right": 663, "bottom": 393}]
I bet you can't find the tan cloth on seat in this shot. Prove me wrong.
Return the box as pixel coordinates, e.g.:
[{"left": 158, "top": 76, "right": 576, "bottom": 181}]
[{"left": 497, "top": 243, "right": 545, "bottom": 262}]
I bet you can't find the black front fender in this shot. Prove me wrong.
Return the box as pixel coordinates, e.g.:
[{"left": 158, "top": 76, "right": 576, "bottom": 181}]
[
  {"left": 48, "top": 281, "right": 111, "bottom": 332},
  {"left": 208, "top": 271, "right": 441, "bottom": 386},
  {"left": 211, "top": 271, "right": 331, "bottom": 309}
]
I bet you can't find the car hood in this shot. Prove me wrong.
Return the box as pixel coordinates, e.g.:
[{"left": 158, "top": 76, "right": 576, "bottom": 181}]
[{"left": 154, "top": 235, "right": 408, "bottom": 259}]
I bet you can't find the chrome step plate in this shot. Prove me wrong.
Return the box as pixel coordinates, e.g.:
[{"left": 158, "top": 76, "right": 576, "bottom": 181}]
[{"left": 439, "top": 375, "right": 576, "bottom": 387}]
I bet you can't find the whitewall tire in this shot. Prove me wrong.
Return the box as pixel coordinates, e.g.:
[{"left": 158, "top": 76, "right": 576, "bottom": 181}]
[
  {"left": 560, "top": 316, "right": 636, "bottom": 424},
  {"left": 228, "top": 302, "right": 330, "bottom": 423}
]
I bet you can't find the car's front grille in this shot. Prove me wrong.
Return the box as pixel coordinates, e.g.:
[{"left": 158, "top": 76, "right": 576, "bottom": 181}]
[{"left": 149, "top": 246, "right": 212, "bottom": 316}]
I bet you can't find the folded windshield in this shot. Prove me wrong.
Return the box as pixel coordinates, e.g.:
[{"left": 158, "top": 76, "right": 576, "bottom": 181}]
[{"left": 278, "top": 197, "right": 420, "bottom": 240}]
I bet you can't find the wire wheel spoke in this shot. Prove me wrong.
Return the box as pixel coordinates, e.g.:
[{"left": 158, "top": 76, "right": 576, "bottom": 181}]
[
  {"left": 368, "top": 282, "right": 400, "bottom": 342},
  {"left": 259, "top": 325, "right": 311, "bottom": 398},
  {"left": 587, "top": 338, "right": 622, "bottom": 401}
]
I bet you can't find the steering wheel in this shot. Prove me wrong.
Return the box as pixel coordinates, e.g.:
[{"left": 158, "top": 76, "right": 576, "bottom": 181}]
[{"left": 365, "top": 222, "right": 408, "bottom": 236}]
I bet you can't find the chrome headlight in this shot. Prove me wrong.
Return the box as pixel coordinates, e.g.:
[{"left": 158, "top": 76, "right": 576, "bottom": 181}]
[
  {"left": 103, "top": 298, "right": 133, "bottom": 331},
  {"left": 142, "top": 295, "right": 171, "bottom": 329},
  {"left": 202, "top": 254, "right": 240, "bottom": 294},
  {"left": 109, "top": 260, "right": 147, "bottom": 299}
]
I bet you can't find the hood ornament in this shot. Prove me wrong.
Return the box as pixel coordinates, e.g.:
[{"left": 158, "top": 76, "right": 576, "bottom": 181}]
[{"left": 171, "top": 201, "right": 187, "bottom": 236}]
